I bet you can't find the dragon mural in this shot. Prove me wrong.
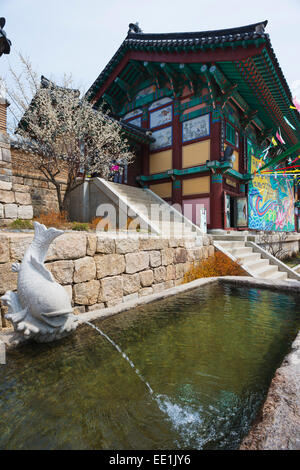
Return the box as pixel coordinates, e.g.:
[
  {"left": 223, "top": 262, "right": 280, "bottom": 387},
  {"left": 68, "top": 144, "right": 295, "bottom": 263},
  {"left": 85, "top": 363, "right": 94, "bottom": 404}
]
[{"left": 248, "top": 150, "right": 295, "bottom": 232}]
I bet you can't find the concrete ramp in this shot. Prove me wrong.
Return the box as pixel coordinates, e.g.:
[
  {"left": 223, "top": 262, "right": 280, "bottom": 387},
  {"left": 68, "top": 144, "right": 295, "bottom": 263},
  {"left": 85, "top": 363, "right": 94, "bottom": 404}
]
[{"left": 70, "top": 178, "right": 203, "bottom": 238}]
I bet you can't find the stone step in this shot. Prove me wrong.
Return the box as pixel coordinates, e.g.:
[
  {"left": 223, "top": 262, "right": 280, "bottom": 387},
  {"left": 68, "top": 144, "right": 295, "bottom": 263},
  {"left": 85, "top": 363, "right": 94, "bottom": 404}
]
[
  {"left": 250, "top": 264, "right": 279, "bottom": 278},
  {"left": 225, "top": 247, "right": 254, "bottom": 256},
  {"left": 269, "top": 271, "right": 288, "bottom": 281},
  {"left": 246, "top": 258, "right": 270, "bottom": 270},
  {"left": 217, "top": 241, "right": 247, "bottom": 248},
  {"left": 238, "top": 252, "right": 262, "bottom": 264}
]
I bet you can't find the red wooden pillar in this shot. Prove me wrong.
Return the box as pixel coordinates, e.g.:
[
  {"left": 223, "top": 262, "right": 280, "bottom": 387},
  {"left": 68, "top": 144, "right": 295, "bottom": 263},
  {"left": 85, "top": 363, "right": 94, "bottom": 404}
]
[
  {"left": 209, "top": 113, "right": 223, "bottom": 229},
  {"left": 172, "top": 105, "right": 182, "bottom": 205},
  {"left": 210, "top": 119, "right": 221, "bottom": 161},
  {"left": 210, "top": 174, "right": 223, "bottom": 229}
]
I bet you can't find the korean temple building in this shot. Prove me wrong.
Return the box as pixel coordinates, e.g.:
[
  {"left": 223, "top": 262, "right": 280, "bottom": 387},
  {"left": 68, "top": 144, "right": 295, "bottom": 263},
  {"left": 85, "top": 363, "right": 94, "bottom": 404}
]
[{"left": 87, "top": 20, "right": 300, "bottom": 232}]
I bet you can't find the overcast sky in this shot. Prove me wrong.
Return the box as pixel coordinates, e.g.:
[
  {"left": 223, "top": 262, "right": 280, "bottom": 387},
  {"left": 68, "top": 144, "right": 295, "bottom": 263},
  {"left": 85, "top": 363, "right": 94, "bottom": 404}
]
[{"left": 1, "top": 0, "right": 300, "bottom": 99}]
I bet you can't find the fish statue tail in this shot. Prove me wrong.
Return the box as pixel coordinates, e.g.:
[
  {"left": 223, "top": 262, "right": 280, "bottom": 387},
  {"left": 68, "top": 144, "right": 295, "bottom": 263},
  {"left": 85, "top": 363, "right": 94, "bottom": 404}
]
[{"left": 32, "top": 222, "right": 64, "bottom": 263}]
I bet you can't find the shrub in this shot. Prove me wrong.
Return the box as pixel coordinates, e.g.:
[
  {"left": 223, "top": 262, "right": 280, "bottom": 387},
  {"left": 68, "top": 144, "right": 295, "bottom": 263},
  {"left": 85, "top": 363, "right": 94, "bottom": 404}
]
[
  {"left": 183, "top": 251, "right": 245, "bottom": 283},
  {"left": 71, "top": 222, "right": 89, "bottom": 231},
  {"left": 10, "top": 219, "right": 33, "bottom": 230},
  {"left": 34, "top": 210, "right": 69, "bottom": 228}
]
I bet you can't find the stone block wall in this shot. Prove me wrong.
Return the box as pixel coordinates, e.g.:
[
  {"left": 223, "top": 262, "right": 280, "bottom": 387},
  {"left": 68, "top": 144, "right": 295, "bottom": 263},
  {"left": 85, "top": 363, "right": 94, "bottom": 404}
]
[
  {"left": 0, "top": 232, "right": 214, "bottom": 328},
  {"left": 10, "top": 147, "right": 67, "bottom": 217},
  {"left": 0, "top": 96, "right": 67, "bottom": 224},
  {"left": 0, "top": 133, "right": 34, "bottom": 226}
]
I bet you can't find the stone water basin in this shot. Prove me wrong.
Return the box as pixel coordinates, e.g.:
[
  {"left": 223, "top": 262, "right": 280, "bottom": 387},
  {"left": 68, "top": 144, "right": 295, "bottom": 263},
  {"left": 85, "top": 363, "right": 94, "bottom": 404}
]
[{"left": 0, "top": 282, "right": 299, "bottom": 450}]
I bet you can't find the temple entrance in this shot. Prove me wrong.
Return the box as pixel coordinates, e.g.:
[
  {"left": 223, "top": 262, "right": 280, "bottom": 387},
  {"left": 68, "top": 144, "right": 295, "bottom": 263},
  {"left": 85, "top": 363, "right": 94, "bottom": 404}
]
[{"left": 224, "top": 194, "right": 247, "bottom": 229}]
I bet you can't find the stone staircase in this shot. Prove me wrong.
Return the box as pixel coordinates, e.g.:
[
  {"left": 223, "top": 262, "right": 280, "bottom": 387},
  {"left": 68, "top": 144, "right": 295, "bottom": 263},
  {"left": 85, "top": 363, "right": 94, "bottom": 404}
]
[
  {"left": 213, "top": 235, "right": 300, "bottom": 281},
  {"left": 94, "top": 178, "right": 203, "bottom": 238}
]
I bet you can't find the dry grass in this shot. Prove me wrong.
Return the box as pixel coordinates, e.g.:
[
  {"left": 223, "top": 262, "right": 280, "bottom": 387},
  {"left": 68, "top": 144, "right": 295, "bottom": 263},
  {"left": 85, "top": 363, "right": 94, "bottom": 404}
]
[
  {"left": 34, "top": 210, "right": 70, "bottom": 229},
  {"left": 183, "top": 251, "right": 245, "bottom": 283}
]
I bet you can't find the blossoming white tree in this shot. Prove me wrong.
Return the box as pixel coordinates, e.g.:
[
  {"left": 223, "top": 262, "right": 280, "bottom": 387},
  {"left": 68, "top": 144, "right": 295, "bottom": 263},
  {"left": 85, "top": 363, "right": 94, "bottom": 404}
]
[{"left": 5, "top": 54, "right": 133, "bottom": 214}]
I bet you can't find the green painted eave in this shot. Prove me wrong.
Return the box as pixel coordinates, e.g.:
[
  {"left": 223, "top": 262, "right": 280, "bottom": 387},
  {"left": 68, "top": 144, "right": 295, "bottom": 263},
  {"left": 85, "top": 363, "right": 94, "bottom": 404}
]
[{"left": 138, "top": 161, "right": 247, "bottom": 182}]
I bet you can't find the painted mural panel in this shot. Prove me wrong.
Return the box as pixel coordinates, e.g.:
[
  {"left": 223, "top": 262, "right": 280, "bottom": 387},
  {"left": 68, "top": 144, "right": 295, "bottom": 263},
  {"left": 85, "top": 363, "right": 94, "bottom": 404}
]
[
  {"left": 135, "top": 85, "right": 156, "bottom": 100},
  {"left": 128, "top": 116, "right": 142, "bottom": 127},
  {"left": 150, "top": 126, "right": 172, "bottom": 151},
  {"left": 150, "top": 105, "right": 172, "bottom": 128},
  {"left": 248, "top": 141, "right": 295, "bottom": 231},
  {"left": 123, "top": 109, "right": 142, "bottom": 120},
  {"left": 149, "top": 97, "right": 172, "bottom": 110},
  {"left": 182, "top": 114, "right": 210, "bottom": 142}
]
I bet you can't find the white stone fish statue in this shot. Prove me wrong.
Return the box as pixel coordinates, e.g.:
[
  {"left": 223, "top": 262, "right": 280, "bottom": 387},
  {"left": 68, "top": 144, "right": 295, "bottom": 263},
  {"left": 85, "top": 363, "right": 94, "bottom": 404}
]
[{"left": 1, "top": 222, "right": 78, "bottom": 342}]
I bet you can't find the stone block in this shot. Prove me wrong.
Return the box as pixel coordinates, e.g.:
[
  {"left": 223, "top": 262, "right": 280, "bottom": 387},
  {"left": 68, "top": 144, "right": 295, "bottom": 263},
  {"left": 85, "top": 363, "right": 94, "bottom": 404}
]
[
  {"left": 181, "top": 237, "right": 197, "bottom": 249},
  {"left": 12, "top": 176, "right": 24, "bottom": 185},
  {"left": 74, "top": 256, "right": 96, "bottom": 283},
  {"left": 0, "top": 235, "right": 9, "bottom": 263},
  {"left": 139, "top": 269, "right": 154, "bottom": 287},
  {"left": 96, "top": 236, "right": 115, "bottom": 254},
  {"left": 115, "top": 237, "right": 139, "bottom": 254},
  {"left": 73, "top": 280, "right": 100, "bottom": 305},
  {"left": 1, "top": 148, "right": 11, "bottom": 163},
  {"left": 0, "top": 263, "right": 18, "bottom": 294},
  {"left": 168, "top": 238, "right": 183, "bottom": 248},
  {"left": 153, "top": 266, "right": 167, "bottom": 283},
  {"left": 86, "top": 234, "right": 97, "bottom": 256},
  {"left": 14, "top": 192, "right": 32, "bottom": 205},
  {"left": 0, "top": 203, "right": 3, "bottom": 218},
  {"left": 152, "top": 283, "right": 165, "bottom": 294},
  {"left": 12, "top": 183, "right": 30, "bottom": 193},
  {"left": 47, "top": 260, "right": 74, "bottom": 285},
  {"left": 46, "top": 233, "right": 87, "bottom": 261},
  {"left": 105, "top": 298, "right": 123, "bottom": 308},
  {"left": 95, "top": 254, "right": 125, "bottom": 279},
  {"left": 139, "top": 287, "right": 153, "bottom": 297},
  {"left": 87, "top": 303, "right": 105, "bottom": 311},
  {"left": 139, "top": 237, "right": 168, "bottom": 250},
  {"left": 100, "top": 276, "right": 123, "bottom": 302},
  {"left": 4, "top": 203, "right": 17, "bottom": 219},
  {"left": 166, "top": 264, "right": 176, "bottom": 281},
  {"left": 149, "top": 250, "right": 161, "bottom": 267},
  {"left": 10, "top": 235, "right": 33, "bottom": 261},
  {"left": 125, "top": 251, "right": 149, "bottom": 274},
  {"left": 0, "top": 190, "right": 14, "bottom": 204},
  {"left": 175, "top": 247, "right": 187, "bottom": 263},
  {"left": 161, "top": 248, "right": 174, "bottom": 265},
  {"left": 122, "top": 273, "right": 140, "bottom": 295},
  {"left": 164, "top": 280, "right": 174, "bottom": 290},
  {"left": 0, "top": 181, "right": 12, "bottom": 191},
  {"left": 73, "top": 305, "right": 86, "bottom": 315},
  {"left": 175, "top": 263, "right": 186, "bottom": 279},
  {"left": 17, "top": 205, "right": 33, "bottom": 220}
]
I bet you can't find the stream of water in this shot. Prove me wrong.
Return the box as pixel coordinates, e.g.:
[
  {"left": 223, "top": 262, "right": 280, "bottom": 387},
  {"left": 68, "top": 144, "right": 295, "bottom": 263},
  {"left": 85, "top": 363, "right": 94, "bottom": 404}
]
[{"left": 84, "top": 321, "right": 154, "bottom": 395}]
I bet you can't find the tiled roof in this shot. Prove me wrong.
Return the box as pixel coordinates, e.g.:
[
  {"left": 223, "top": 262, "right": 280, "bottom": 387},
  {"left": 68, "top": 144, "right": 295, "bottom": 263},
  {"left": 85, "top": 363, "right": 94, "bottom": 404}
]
[{"left": 86, "top": 21, "right": 269, "bottom": 100}]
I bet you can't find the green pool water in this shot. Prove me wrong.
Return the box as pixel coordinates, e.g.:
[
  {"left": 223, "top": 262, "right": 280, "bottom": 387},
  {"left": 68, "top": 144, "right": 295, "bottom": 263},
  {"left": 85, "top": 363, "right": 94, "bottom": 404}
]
[{"left": 0, "top": 283, "right": 299, "bottom": 450}]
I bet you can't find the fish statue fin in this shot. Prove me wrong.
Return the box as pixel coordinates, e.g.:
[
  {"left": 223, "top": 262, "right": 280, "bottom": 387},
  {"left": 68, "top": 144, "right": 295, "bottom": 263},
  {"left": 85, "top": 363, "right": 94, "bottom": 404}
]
[
  {"left": 30, "top": 255, "right": 56, "bottom": 283},
  {"left": 6, "top": 307, "right": 28, "bottom": 324},
  {"left": 11, "top": 262, "right": 20, "bottom": 272}
]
